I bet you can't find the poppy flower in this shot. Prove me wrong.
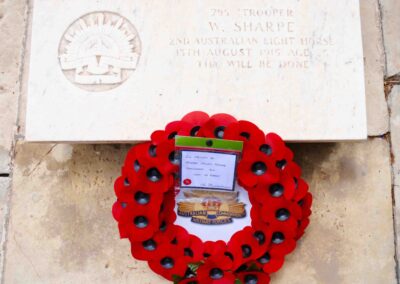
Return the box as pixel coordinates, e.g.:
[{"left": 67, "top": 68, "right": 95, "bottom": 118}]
[
  {"left": 158, "top": 209, "right": 177, "bottom": 236},
  {"left": 122, "top": 145, "right": 144, "bottom": 181},
  {"left": 182, "top": 234, "right": 205, "bottom": 263},
  {"left": 237, "top": 147, "right": 279, "bottom": 188},
  {"left": 260, "top": 196, "right": 302, "bottom": 234},
  {"left": 112, "top": 201, "right": 124, "bottom": 223},
  {"left": 292, "top": 177, "right": 309, "bottom": 202},
  {"left": 125, "top": 142, "right": 156, "bottom": 168},
  {"left": 131, "top": 187, "right": 164, "bottom": 210},
  {"left": 158, "top": 191, "right": 177, "bottom": 233},
  {"left": 223, "top": 120, "right": 266, "bottom": 146},
  {"left": 130, "top": 230, "right": 168, "bottom": 261},
  {"left": 181, "top": 111, "right": 210, "bottom": 136},
  {"left": 283, "top": 161, "right": 302, "bottom": 179},
  {"left": 148, "top": 243, "right": 188, "bottom": 281},
  {"left": 298, "top": 192, "right": 313, "bottom": 218},
  {"left": 227, "top": 227, "right": 267, "bottom": 270},
  {"left": 268, "top": 222, "right": 297, "bottom": 256},
  {"left": 252, "top": 172, "right": 297, "bottom": 203},
  {"left": 264, "top": 133, "right": 293, "bottom": 169},
  {"left": 135, "top": 162, "right": 174, "bottom": 194},
  {"left": 117, "top": 203, "right": 159, "bottom": 242},
  {"left": 197, "top": 257, "right": 236, "bottom": 284},
  {"left": 202, "top": 241, "right": 230, "bottom": 262},
  {"left": 133, "top": 142, "right": 176, "bottom": 175},
  {"left": 256, "top": 249, "right": 285, "bottom": 274},
  {"left": 120, "top": 165, "right": 139, "bottom": 191},
  {"left": 166, "top": 120, "right": 194, "bottom": 139},
  {"left": 236, "top": 271, "right": 271, "bottom": 284},
  {"left": 249, "top": 207, "right": 273, "bottom": 243},
  {"left": 155, "top": 139, "right": 180, "bottom": 173},
  {"left": 149, "top": 225, "right": 190, "bottom": 259},
  {"left": 114, "top": 176, "right": 135, "bottom": 202},
  {"left": 153, "top": 224, "right": 185, "bottom": 246},
  {"left": 198, "top": 113, "right": 237, "bottom": 138}
]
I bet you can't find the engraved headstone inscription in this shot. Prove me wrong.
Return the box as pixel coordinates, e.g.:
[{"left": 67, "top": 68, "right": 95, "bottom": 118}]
[{"left": 25, "top": 0, "right": 366, "bottom": 142}]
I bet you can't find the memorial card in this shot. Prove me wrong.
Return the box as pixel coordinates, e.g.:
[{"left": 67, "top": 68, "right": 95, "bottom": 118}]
[{"left": 25, "top": 0, "right": 366, "bottom": 142}]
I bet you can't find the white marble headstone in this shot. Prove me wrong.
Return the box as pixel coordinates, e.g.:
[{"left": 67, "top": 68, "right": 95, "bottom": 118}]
[{"left": 25, "top": 0, "right": 366, "bottom": 142}]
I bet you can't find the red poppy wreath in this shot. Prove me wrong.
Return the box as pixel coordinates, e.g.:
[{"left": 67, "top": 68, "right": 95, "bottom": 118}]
[{"left": 112, "top": 111, "right": 312, "bottom": 284}]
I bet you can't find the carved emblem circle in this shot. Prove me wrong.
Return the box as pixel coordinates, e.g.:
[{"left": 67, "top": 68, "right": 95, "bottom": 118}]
[{"left": 58, "top": 12, "right": 141, "bottom": 92}]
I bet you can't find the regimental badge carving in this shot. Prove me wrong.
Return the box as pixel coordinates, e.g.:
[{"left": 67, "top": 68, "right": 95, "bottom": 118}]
[
  {"left": 177, "top": 190, "right": 246, "bottom": 225},
  {"left": 58, "top": 12, "right": 141, "bottom": 91}
]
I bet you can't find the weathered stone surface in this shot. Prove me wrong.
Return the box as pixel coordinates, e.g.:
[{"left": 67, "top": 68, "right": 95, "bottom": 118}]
[
  {"left": 381, "top": 0, "right": 400, "bottom": 76},
  {"left": 389, "top": 85, "right": 400, "bottom": 277},
  {"left": 0, "top": 147, "right": 10, "bottom": 174},
  {"left": 0, "top": 0, "right": 27, "bottom": 173},
  {"left": 274, "top": 139, "right": 396, "bottom": 284},
  {"left": 4, "top": 143, "right": 165, "bottom": 284},
  {"left": 0, "top": 177, "right": 11, "bottom": 284},
  {"left": 3, "top": 140, "right": 396, "bottom": 283},
  {"left": 360, "top": 0, "right": 389, "bottom": 136}
]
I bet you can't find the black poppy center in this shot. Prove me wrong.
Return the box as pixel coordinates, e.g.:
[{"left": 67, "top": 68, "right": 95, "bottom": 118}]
[
  {"left": 258, "top": 252, "right": 271, "bottom": 264},
  {"left": 276, "top": 159, "right": 287, "bottom": 169},
  {"left": 259, "top": 144, "right": 272, "bottom": 155},
  {"left": 275, "top": 208, "right": 290, "bottom": 221},
  {"left": 209, "top": 268, "right": 224, "bottom": 280},
  {"left": 160, "top": 257, "right": 174, "bottom": 269},
  {"left": 269, "top": 183, "right": 284, "bottom": 197},
  {"left": 214, "top": 126, "right": 225, "bottom": 138},
  {"left": 224, "top": 252, "right": 234, "bottom": 261},
  {"left": 148, "top": 145, "right": 157, "bottom": 157},
  {"left": 168, "top": 131, "right": 178, "bottom": 139},
  {"left": 251, "top": 162, "right": 266, "bottom": 176},
  {"left": 294, "top": 177, "right": 298, "bottom": 189},
  {"left": 142, "top": 239, "right": 157, "bottom": 251},
  {"left": 168, "top": 151, "right": 179, "bottom": 165},
  {"left": 244, "top": 274, "right": 258, "bottom": 284},
  {"left": 134, "top": 160, "right": 140, "bottom": 172},
  {"left": 159, "top": 221, "right": 167, "bottom": 232},
  {"left": 185, "top": 268, "right": 196, "bottom": 279},
  {"left": 240, "top": 132, "right": 250, "bottom": 140},
  {"left": 235, "top": 264, "right": 247, "bottom": 273},
  {"left": 190, "top": 126, "right": 201, "bottom": 136},
  {"left": 254, "top": 231, "right": 266, "bottom": 245},
  {"left": 272, "top": 232, "right": 285, "bottom": 244},
  {"left": 146, "top": 168, "right": 162, "bottom": 182},
  {"left": 184, "top": 248, "right": 194, "bottom": 258},
  {"left": 134, "top": 216, "right": 148, "bottom": 229},
  {"left": 241, "top": 245, "right": 252, "bottom": 258},
  {"left": 134, "top": 191, "right": 150, "bottom": 205}
]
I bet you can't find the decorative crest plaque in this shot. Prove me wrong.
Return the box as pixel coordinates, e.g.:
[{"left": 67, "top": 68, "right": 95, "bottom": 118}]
[{"left": 58, "top": 12, "right": 141, "bottom": 91}]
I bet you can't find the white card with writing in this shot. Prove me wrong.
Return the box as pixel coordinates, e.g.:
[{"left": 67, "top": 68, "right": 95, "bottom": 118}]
[
  {"left": 25, "top": 0, "right": 366, "bottom": 142},
  {"left": 180, "top": 150, "right": 237, "bottom": 191}
]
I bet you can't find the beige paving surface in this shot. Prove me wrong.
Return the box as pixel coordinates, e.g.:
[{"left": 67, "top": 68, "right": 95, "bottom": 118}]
[
  {"left": 390, "top": 85, "right": 400, "bottom": 278},
  {"left": 381, "top": 0, "right": 400, "bottom": 76},
  {"left": 361, "top": 0, "right": 389, "bottom": 136}
]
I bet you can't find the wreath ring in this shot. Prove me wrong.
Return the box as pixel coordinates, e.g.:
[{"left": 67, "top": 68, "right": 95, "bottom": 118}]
[{"left": 112, "top": 111, "right": 312, "bottom": 283}]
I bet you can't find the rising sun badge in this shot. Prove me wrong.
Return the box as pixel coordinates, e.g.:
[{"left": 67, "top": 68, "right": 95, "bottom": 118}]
[{"left": 58, "top": 12, "right": 141, "bottom": 91}]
